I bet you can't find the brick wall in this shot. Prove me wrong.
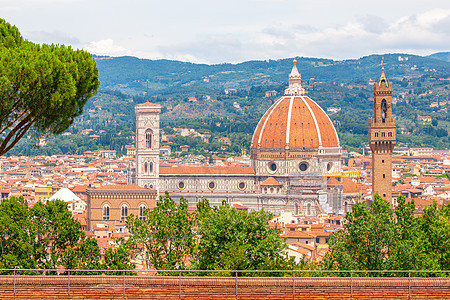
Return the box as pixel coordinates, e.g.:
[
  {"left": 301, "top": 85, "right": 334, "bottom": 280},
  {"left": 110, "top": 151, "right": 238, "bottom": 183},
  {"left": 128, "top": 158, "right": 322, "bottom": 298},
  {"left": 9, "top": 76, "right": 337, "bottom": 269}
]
[{"left": 0, "top": 275, "right": 449, "bottom": 299}]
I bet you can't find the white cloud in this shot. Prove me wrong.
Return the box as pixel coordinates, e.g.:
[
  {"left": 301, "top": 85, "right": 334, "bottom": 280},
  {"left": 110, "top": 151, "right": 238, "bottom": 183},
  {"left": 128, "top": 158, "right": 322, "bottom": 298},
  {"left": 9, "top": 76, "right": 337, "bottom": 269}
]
[
  {"left": 382, "top": 9, "right": 450, "bottom": 50},
  {"left": 83, "top": 39, "right": 132, "bottom": 57},
  {"left": 212, "top": 8, "right": 450, "bottom": 62},
  {"left": 2, "top": 1, "right": 449, "bottom": 64}
]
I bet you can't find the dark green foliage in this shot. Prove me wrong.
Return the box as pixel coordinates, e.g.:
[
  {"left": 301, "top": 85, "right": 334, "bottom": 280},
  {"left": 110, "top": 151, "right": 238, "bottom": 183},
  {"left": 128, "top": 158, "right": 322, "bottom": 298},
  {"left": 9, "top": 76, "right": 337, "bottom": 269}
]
[
  {"left": 0, "top": 196, "right": 131, "bottom": 274},
  {"left": 62, "top": 237, "right": 103, "bottom": 275},
  {"left": 126, "top": 192, "right": 196, "bottom": 270},
  {"left": 0, "top": 197, "right": 38, "bottom": 270},
  {"left": 95, "top": 54, "right": 450, "bottom": 96},
  {"left": 6, "top": 48, "right": 450, "bottom": 157},
  {"left": 323, "top": 194, "right": 450, "bottom": 273},
  {"left": 194, "top": 200, "right": 289, "bottom": 273},
  {"left": 104, "top": 244, "right": 135, "bottom": 275},
  {"left": 31, "top": 200, "right": 84, "bottom": 269},
  {"left": 0, "top": 18, "right": 99, "bottom": 156},
  {"left": 323, "top": 194, "right": 398, "bottom": 271},
  {"left": 0, "top": 197, "right": 87, "bottom": 271}
]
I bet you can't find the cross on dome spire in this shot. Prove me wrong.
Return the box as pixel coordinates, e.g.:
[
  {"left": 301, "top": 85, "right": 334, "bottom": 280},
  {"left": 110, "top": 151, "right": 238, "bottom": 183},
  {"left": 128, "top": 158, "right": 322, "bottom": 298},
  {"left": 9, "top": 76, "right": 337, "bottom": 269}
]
[{"left": 285, "top": 58, "right": 306, "bottom": 96}]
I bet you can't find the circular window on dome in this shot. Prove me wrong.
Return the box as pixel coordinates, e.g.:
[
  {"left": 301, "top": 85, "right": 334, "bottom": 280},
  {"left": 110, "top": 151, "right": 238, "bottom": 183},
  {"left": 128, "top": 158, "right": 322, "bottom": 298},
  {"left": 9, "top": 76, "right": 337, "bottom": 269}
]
[
  {"left": 238, "top": 182, "right": 246, "bottom": 190},
  {"left": 299, "top": 162, "right": 309, "bottom": 172},
  {"left": 178, "top": 181, "right": 185, "bottom": 190},
  {"left": 208, "top": 181, "right": 216, "bottom": 190},
  {"left": 327, "top": 162, "right": 333, "bottom": 172},
  {"left": 268, "top": 162, "right": 277, "bottom": 173}
]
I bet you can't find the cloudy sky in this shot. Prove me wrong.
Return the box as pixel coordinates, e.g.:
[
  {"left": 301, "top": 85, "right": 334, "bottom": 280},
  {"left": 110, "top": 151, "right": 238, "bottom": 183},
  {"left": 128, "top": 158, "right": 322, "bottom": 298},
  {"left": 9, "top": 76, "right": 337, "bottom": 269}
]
[{"left": 1, "top": 0, "right": 449, "bottom": 64}]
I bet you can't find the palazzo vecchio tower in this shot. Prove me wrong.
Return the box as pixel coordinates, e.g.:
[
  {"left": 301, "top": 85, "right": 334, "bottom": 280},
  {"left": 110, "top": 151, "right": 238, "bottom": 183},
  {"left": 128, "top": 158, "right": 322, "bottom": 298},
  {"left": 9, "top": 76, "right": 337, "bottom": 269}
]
[{"left": 368, "top": 60, "right": 396, "bottom": 203}]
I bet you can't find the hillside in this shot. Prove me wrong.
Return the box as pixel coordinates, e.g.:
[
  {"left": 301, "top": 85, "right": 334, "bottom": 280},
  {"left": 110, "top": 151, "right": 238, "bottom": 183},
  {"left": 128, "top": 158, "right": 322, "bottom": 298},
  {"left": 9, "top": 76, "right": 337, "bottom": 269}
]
[
  {"left": 95, "top": 54, "right": 450, "bottom": 96},
  {"left": 7, "top": 53, "right": 450, "bottom": 157},
  {"left": 428, "top": 52, "right": 450, "bottom": 63}
]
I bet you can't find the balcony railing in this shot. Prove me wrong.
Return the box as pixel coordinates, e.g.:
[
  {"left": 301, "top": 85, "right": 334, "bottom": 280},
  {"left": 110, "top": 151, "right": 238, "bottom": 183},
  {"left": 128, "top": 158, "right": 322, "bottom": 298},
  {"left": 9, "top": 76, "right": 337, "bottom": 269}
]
[{"left": 0, "top": 268, "right": 448, "bottom": 299}]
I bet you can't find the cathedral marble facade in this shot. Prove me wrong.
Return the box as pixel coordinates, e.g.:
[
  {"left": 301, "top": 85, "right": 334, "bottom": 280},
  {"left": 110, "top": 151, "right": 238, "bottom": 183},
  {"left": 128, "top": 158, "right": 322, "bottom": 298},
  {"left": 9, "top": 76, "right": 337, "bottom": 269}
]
[{"left": 128, "top": 61, "right": 357, "bottom": 216}]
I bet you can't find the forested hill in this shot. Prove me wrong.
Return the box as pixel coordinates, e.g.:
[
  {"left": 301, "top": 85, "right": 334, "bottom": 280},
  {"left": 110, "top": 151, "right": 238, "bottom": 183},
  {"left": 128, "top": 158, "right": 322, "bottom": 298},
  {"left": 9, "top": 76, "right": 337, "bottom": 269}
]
[
  {"left": 428, "top": 52, "right": 450, "bottom": 63},
  {"left": 8, "top": 52, "right": 449, "bottom": 157},
  {"left": 95, "top": 53, "right": 450, "bottom": 95}
]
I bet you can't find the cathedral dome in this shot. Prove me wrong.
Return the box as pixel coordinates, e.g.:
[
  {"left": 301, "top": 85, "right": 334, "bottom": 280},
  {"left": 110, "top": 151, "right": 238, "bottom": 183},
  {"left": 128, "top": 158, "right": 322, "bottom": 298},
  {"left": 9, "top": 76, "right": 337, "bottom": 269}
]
[{"left": 251, "top": 60, "right": 339, "bottom": 151}]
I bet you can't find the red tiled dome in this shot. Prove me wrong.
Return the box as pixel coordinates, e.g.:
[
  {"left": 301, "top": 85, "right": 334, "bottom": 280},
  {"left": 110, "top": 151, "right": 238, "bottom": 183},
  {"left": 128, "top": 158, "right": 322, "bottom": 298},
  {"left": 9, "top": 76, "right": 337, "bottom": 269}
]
[{"left": 251, "top": 95, "right": 339, "bottom": 150}]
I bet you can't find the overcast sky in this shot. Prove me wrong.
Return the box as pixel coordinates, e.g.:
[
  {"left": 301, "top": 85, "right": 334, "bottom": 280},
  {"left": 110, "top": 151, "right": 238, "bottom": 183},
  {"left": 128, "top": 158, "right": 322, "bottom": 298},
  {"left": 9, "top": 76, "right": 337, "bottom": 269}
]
[{"left": 1, "top": 0, "right": 449, "bottom": 64}]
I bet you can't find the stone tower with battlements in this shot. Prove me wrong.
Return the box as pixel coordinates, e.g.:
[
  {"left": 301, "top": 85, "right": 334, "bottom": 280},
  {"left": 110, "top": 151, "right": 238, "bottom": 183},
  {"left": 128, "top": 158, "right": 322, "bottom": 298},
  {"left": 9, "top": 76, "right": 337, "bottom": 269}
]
[{"left": 368, "top": 61, "right": 396, "bottom": 203}]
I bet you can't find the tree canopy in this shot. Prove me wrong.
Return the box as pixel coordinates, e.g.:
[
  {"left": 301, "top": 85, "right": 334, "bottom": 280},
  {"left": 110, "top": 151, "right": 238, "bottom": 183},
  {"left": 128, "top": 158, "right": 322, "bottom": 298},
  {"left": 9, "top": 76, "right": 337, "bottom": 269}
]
[
  {"left": 0, "top": 196, "right": 133, "bottom": 273},
  {"left": 194, "top": 199, "right": 291, "bottom": 272},
  {"left": 125, "top": 192, "right": 196, "bottom": 270},
  {"left": 125, "top": 195, "right": 299, "bottom": 273},
  {"left": 0, "top": 197, "right": 89, "bottom": 271},
  {"left": 323, "top": 194, "right": 450, "bottom": 272},
  {"left": 0, "top": 18, "right": 99, "bottom": 156}
]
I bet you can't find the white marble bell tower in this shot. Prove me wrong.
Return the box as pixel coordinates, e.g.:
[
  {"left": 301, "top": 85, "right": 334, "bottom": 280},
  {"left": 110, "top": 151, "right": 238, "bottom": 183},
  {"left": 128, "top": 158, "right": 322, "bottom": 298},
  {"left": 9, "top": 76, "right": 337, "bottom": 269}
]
[{"left": 135, "top": 100, "right": 161, "bottom": 191}]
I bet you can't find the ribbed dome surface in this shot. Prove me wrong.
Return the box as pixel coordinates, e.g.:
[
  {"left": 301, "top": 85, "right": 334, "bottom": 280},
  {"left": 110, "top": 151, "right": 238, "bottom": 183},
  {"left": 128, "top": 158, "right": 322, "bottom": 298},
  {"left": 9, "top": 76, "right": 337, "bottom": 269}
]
[{"left": 251, "top": 95, "right": 339, "bottom": 149}]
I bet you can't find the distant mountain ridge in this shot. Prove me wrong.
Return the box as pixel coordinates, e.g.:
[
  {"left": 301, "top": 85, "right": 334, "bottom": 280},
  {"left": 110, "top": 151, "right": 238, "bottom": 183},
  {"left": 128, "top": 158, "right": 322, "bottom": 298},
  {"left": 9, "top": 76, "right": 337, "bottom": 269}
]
[
  {"left": 94, "top": 53, "right": 450, "bottom": 96},
  {"left": 427, "top": 52, "right": 450, "bottom": 63}
]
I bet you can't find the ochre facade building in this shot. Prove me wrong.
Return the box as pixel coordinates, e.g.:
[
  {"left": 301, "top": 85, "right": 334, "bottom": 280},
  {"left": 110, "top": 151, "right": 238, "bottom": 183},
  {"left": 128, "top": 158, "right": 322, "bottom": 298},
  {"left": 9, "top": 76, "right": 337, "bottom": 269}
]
[{"left": 86, "top": 185, "right": 157, "bottom": 231}]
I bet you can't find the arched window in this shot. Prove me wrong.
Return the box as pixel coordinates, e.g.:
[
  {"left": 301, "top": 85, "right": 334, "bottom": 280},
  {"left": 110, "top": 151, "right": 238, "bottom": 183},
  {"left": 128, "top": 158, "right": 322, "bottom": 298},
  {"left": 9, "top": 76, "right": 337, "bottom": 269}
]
[
  {"left": 102, "top": 205, "right": 110, "bottom": 220},
  {"left": 144, "top": 162, "right": 148, "bottom": 173},
  {"left": 121, "top": 205, "right": 128, "bottom": 220},
  {"left": 375, "top": 132, "right": 379, "bottom": 137},
  {"left": 388, "top": 132, "right": 392, "bottom": 137},
  {"left": 145, "top": 129, "right": 152, "bottom": 149},
  {"left": 381, "top": 99, "right": 387, "bottom": 123},
  {"left": 149, "top": 162, "right": 153, "bottom": 173},
  {"left": 382, "top": 132, "right": 386, "bottom": 137},
  {"left": 139, "top": 205, "right": 146, "bottom": 220}
]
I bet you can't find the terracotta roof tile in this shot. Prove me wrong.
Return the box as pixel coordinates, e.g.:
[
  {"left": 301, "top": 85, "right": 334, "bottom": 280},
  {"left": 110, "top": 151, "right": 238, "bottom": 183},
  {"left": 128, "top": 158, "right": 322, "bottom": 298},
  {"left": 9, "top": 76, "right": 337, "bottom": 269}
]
[
  {"left": 251, "top": 95, "right": 339, "bottom": 150},
  {"left": 282, "top": 231, "right": 316, "bottom": 238},
  {"left": 88, "top": 184, "right": 156, "bottom": 192},
  {"left": 135, "top": 101, "right": 158, "bottom": 107},
  {"left": 327, "top": 177, "right": 341, "bottom": 185},
  {"left": 160, "top": 165, "right": 254, "bottom": 175},
  {"left": 342, "top": 178, "right": 358, "bottom": 193},
  {"left": 260, "top": 177, "right": 282, "bottom": 186}
]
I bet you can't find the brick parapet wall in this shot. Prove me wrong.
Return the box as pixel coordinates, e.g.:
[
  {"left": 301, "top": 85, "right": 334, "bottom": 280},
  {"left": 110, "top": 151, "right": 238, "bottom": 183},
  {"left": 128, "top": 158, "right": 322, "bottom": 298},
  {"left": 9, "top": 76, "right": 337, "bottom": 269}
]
[{"left": 0, "top": 275, "right": 449, "bottom": 299}]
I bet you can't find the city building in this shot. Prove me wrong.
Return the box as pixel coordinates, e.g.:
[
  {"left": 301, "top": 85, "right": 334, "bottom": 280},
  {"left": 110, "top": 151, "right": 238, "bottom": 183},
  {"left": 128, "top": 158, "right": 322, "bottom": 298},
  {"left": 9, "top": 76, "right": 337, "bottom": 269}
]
[
  {"left": 128, "top": 60, "right": 356, "bottom": 216},
  {"left": 34, "top": 183, "right": 58, "bottom": 202},
  {"left": 86, "top": 184, "right": 157, "bottom": 231}
]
